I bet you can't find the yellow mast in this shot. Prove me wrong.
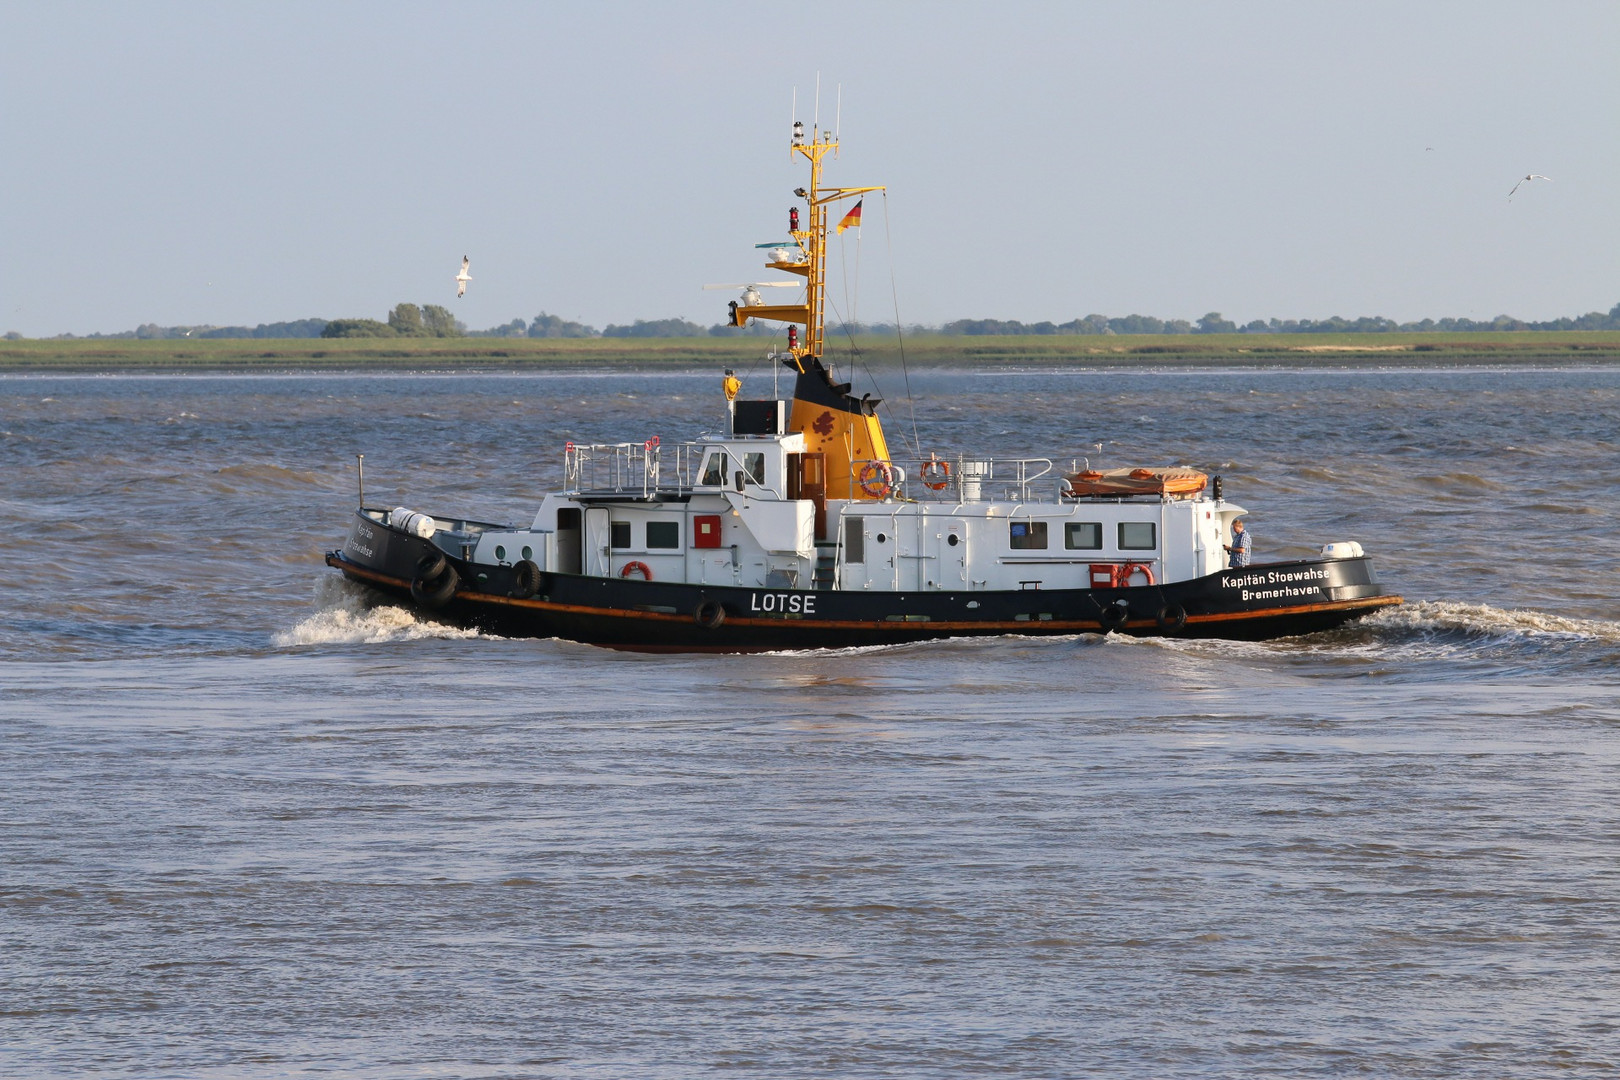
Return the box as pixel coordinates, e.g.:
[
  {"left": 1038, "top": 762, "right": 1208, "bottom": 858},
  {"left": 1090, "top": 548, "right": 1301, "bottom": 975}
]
[{"left": 728, "top": 121, "right": 892, "bottom": 499}]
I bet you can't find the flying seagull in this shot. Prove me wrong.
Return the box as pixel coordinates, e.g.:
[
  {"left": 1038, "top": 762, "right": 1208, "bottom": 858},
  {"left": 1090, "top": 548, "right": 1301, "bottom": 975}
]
[
  {"left": 455, "top": 256, "right": 471, "bottom": 297},
  {"left": 1508, "top": 174, "right": 1552, "bottom": 198}
]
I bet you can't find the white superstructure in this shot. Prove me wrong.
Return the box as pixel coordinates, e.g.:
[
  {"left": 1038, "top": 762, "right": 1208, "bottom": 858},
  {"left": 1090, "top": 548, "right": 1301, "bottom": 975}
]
[{"left": 453, "top": 429, "right": 1245, "bottom": 596}]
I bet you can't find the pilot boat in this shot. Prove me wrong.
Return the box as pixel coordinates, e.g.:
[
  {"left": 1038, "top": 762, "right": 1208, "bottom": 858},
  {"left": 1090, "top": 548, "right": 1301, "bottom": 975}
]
[{"left": 326, "top": 121, "right": 1401, "bottom": 652}]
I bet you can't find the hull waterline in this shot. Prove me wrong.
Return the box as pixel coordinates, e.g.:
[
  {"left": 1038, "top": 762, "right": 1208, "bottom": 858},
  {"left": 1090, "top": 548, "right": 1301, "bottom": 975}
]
[{"left": 326, "top": 511, "right": 1401, "bottom": 653}]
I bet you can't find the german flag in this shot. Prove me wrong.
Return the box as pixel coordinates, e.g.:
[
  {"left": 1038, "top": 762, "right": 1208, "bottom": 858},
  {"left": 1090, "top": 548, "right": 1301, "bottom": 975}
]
[{"left": 835, "top": 199, "right": 863, "bottom": 235}]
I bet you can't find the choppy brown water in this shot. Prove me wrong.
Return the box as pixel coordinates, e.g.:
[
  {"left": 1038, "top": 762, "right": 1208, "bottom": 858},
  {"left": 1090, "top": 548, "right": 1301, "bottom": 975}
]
[{"left": 2, "top": 366, "right": 1618, "bottom": 1077}]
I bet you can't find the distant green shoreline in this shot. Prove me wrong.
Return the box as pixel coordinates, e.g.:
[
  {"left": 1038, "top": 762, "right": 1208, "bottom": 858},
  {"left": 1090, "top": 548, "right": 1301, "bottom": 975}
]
[{"left": 4, "top": 332, "right": 1619, "bottom": 373}]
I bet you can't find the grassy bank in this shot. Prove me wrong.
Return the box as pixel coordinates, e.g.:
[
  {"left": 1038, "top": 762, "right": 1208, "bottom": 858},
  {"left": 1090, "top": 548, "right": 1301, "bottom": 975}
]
[{"left": 4, "top": 332, "right": 1620, "bottom": 372}]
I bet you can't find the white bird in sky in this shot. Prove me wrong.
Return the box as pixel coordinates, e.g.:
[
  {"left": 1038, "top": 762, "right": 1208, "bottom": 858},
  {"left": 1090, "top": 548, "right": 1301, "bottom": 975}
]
[
  {"left": 1508, "top": 174, "right": 1552, "bottom": 198},
  {"left": 455, "top": 256, "right": 471, "bottom": 297}
]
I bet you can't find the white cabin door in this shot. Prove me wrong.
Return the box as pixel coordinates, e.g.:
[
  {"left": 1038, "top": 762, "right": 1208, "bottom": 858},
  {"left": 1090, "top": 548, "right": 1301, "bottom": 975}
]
[
  {"left": 585, "top": 507, "right": 612, "bottom": 577},
  {"left": 932, "top": 521, "right": 969, "bottom": 591}
]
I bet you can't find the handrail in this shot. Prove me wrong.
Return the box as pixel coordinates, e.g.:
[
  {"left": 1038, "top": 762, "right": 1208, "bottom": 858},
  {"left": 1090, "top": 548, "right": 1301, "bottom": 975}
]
[
  {"left": 563, "top": 444, "right": 1094, "bottom": 504},
  {"left": 877, "top": 455, "right": 1060, "bottom": 503},
  {"left": 564, "top": 439, "right": 698, "bottom": 496}
]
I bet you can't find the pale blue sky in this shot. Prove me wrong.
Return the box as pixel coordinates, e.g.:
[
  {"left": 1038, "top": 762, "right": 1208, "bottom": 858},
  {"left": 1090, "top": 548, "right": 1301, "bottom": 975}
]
[{"left": 3, "top": 1, "right": 1616, "bottom": 337}]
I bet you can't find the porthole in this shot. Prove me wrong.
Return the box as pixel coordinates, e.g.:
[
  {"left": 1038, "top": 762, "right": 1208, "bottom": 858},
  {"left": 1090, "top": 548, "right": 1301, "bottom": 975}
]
[
  {"left": 494, "top": 545, "right": 507, "bottom": 561},
  {"left": 876, "top": 533, "right": 888, "bottom": 544},
  {"left": 521, "top": 546, "right": 533, "bottom": 560},
  {"left": 947, "top": 534, "right": 960, "bottom": 547}
]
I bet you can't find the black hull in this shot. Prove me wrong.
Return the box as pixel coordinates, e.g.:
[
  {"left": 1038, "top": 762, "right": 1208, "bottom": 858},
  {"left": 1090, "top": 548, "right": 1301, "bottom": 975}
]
[{"left": 327, "top": 510, "right": 1402, "bottom": 652}]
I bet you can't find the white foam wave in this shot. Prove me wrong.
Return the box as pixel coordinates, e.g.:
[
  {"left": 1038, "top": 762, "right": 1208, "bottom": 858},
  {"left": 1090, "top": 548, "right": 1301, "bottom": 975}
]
[
  {"left": 1366, "top": 600, "right": 1620, "bottom": 643},
  {"left": 274, "top": 605, "right": 486, "bottom": 646},
  {"left": 274, "top": 577, "right": 487, "bottom": 647},
  {"left": 1105, "top": 601, "right": 1620, "bottom": 672}
]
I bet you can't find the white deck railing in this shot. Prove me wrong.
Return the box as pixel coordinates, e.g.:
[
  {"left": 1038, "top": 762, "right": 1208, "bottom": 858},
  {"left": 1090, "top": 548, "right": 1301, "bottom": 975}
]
[
  {"left": 875, "top": 456, "right": 1059, "bottom": 503},
  {"left": 562, "top": 442, "right": 1074, "bottom": 503},
  {"left": 564, "top": 438, "right": 700, "bottom": 497}
]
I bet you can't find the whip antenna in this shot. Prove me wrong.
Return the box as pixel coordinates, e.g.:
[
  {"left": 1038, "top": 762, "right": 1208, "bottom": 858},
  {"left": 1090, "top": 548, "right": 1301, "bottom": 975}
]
[{"left": 882, "top": 191, "right": 920, "bottom": 457}]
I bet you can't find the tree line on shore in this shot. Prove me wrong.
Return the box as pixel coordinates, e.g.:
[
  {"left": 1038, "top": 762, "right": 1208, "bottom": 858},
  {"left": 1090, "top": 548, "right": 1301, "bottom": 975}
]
[
  {"left": 16, "top": 301, "right": 1620, "bottom": 342},
  {"left": 939, "top": 304, "right": 1620, "bottom": 336},
  {"left": 320, "top": 305, "right": 781, "bottom": 340}
]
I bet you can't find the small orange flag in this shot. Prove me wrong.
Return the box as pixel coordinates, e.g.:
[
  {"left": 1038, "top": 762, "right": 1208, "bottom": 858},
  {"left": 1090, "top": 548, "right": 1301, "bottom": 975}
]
[{"left": 835, "top": 198, "right": 863, "bottom": 234}]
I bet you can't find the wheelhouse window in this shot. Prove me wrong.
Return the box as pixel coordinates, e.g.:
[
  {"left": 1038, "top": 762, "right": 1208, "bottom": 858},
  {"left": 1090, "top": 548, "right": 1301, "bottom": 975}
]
[
  {"left": 1065, "top": 522, "right": 1102, "bottom": 550},
  {"left": 646, "top": 521, "right": 679, "bottom": 549},
  {"left": 610, "top": 521, "right": 632, "bottom": 549},
  {"left": 1009, "top": 521, "right": 1048, "bottom": 550},
  {"left": 699, "top": 451, "right": 728, "bottom": 486},
  {"left": 1118, "top": 521, "right": 1157, "bottom": 550},
  {"left": 742, "top": 452, "right": 766, "bottom": 486}
]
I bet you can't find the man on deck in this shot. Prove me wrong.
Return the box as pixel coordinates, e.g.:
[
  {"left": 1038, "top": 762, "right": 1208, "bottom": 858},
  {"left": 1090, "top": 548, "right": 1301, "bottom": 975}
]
[{"left": 1224, "top": 518, "right": 1251, "bottom": 568}]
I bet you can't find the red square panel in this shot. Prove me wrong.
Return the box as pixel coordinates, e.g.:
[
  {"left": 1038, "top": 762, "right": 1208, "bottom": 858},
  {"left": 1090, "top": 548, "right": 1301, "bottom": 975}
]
[{"left": 693, "top": 514, "right": 723, "bottom": 549}]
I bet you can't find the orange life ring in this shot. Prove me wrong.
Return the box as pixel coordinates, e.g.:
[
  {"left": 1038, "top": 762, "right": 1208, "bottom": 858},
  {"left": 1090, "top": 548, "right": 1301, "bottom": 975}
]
[
  {"left": 620, "top": 561, "right": 653, "bottom": 581},
  {"left": 644, "top": 436, "right": 660, "bottom": 453},
  {"left": 920, "top": 457, "right": 952, "bottom": 491},
  {"left": 858, "top": 461, "right": 894, "bottom": 499},
  {"left": 1112, "top": 562, "right": 1156, "bottom": 588}
]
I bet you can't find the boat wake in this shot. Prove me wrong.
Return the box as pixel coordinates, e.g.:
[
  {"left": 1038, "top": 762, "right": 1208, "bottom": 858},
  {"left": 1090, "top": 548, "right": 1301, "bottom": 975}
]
[
  {"left": 1294, "top": 600, "right": 1620, "bottom": 678},
  {"left": 1108, "top": 599, "right": 1620, "bottom": 680},
  {"left": 1362, "top": 599, "right": 1620, "bottom": 645},
  {"left": 274, "top": 577, "right": 490, "bottom": 647},
  {"left": 1288, "top": 599, "right": 1620, "bottom": 680}
]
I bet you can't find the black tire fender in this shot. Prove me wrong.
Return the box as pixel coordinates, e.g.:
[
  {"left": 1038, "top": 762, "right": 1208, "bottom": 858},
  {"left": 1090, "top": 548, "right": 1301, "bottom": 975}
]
[
  {"left": 1099, "top": 602, "right": 1129, "bottom": 633},
  {"left": 511, "top": 559, "right": 543, "bottom": 599},
  {"left": 411, "top": 565, "right": 459, "bottom": 608},
  {"left": 694, "top": 599, "right": 726, "bottom": 630},
  {"left": 415, "top": 550, "right": 448, "bottom": 583},
  {"left": 1156, "top": 603, "right": 1188, "bottom": 633}
]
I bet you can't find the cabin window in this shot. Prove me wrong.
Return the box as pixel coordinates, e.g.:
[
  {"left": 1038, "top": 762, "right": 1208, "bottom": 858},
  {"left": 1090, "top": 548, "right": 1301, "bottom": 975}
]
[
  {"left": 844, "top": 518, "right": 865, "bottom": 563},
  {"left": 646, "top": 521, "right": 679, "bottom": 549},
  {"left": 699, "top": 451, "right": 729, "bottom": 486},
  {"left": 742, "top": 452, "right": 766, "bottom": 485},
  {"left": 1009, "top": 521, "right": 1048, "bottom": 550},
  {"left": 610, "top": 521, "right": 631, "bottom": 549},
  {"left": 1119, "top": 522, "right": 1157, "bottom": 550},
  {"left": 1065, "top": 522, "right": 1102, "bottom": 550}
]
